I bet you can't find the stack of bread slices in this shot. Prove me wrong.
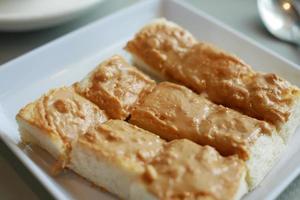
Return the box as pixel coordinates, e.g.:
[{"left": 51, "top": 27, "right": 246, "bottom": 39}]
[{"left": 16, "top": 19, "right": 300, "bottom": 200}]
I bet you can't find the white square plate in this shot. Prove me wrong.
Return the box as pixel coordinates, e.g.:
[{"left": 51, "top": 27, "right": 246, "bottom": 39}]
[{"left": 1, "top": 0, "right": 300, "bottom": 199}]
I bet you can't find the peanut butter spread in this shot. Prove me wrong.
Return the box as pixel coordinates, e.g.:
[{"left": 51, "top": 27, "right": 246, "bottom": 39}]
[
  {"left": 78, "top": 120, "right": 164, "bottom": 172},
  {"left": 130, "top": 82, "right": 274, "bottom": 160},
  {"left": 18, "top": 87, "right": 108, "bottom": 143},
  {"left": 75, "top": 55, "right": 155, "bottom": 120},
  {"left": 125, "top": 19, "right": 300, "bottom": 128},
  {"left": 143, "top": 139, "right": 246, "bottom": 200}
]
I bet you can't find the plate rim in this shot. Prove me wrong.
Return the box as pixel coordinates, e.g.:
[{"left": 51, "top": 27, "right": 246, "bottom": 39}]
[{"left": 0, "top": 0, "right": 299, "bottom": 199}]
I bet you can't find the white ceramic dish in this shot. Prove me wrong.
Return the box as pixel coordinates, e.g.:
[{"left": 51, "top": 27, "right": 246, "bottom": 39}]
[
  {"left": 0, "top": 0, "right": 104, "bottom": 31},
  {"left": 0, "top": 0, "right": 300, "bottom": 199}
]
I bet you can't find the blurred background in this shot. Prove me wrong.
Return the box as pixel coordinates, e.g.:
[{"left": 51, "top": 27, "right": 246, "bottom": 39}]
[{"left": 0, "top": 0, "right": 299, "bottom": 199}]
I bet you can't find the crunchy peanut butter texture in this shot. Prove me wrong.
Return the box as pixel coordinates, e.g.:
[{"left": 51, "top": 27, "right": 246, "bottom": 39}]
[
  {"left": 17, "top": 87, "right": 108, "bottom": 143},
  {"left": 125, "top": 19, "right": 300, "bottom": 128},
  {"left": 74, "top": 55, "right": 155, "bottom": 120},
  {"left": 130, "top": 82, "right": 274, "bottom": 160},
  {"left": 143, "top": 139, "right": 245, "bottom": 200}
]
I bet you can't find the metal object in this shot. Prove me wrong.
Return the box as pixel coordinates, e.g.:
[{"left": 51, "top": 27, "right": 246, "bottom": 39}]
[{"left": 258, "top": 0, "right": 300, "bottom": 45}]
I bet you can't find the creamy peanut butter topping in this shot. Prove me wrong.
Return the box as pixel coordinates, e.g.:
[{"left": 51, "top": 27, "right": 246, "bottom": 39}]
[
  {"left": 75, "top": 55, "right": 155, "bottom": 120},
  {"left": 19, "top": 87, "right": 108, "bottom": 142},
  {"left": 143, "top": 139, "right": 246, "bottom": 200},
  {"left": 78, "top": 120, "right": 164, "bottom": 171},
  {"left": 182, "top": 44, "right": 299, "bottom": 128},
  {"left": 130, "top": 82, "right": 274, "bottom": 160},
  {"left": 125, "top": 19, "right": 300, "bottom": 128}
]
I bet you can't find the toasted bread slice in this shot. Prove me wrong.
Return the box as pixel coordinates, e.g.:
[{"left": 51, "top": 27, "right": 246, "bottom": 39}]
[
  {"left": 69, "top": 120, "right": 164, "bottom": 199},
  {"left": 130, "top": 82, "right": 284, "bottom": 189},
  {"left": 70, "top": 120, "right": 247, "bottom": 200},
  {"left": 74, "top": 55, "right": 155, "bottom": 120},
  {"left": 125, "top": 18, "right": 300, "bottom": 142},
  {"left": 16, "top": 87, "right": 108, "bottom": 165}
]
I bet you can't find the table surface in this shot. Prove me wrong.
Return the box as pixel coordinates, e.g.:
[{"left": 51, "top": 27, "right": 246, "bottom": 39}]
[{"left": 0, "top": 0, "right": 299, "bottom": 199}]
